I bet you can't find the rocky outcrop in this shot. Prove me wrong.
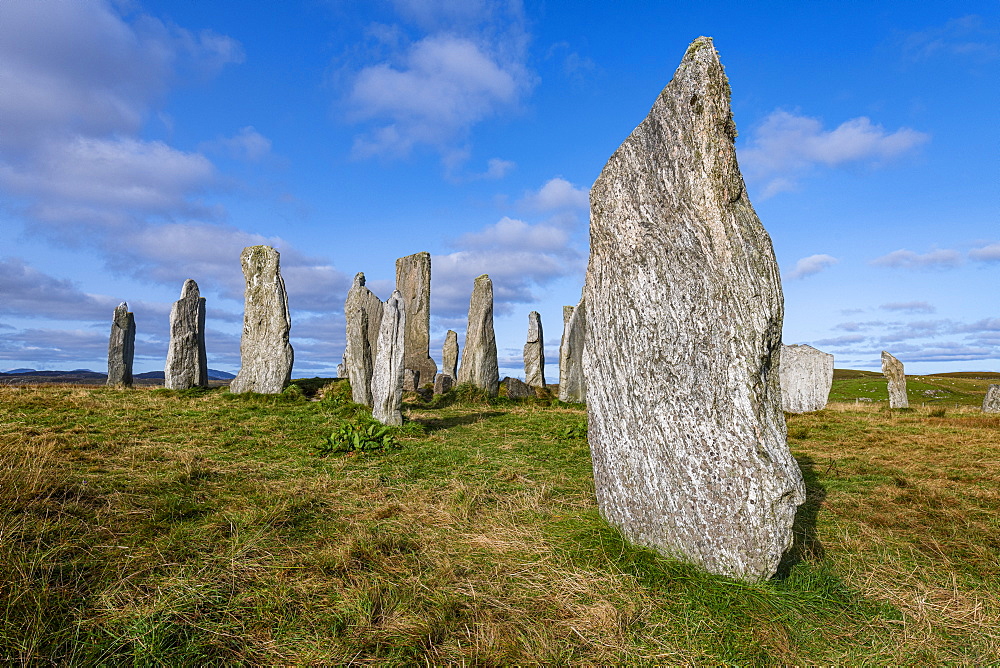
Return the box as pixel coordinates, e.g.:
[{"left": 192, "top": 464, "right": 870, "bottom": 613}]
[
  {"left": 395, "top": 252, "right": 437, "bottom": 383},
  {"left": 582, "top": 36, "right": 805, "bottom": 582},
  {"left": 779, "top": 344, "right": 833, "bottom": 413},
  {"left": 230, "top": 246, "right": 294, "bottom": 394},
  {"left": 442, "top": 330, "right": 459, "bottom": 379},
  {"left": 881, "top": 351, "right": 908, "bottom": 408},
  {"left": 523, "top": 311, "right": 546, "bottom": 388},
  {"left": 164, "top": 279, "right": 207, "bottom": 390},
  {"left": 983, "top": 384, "right": 1000, "bottom": 413},
  {"left": 457, "top": 274, "right": 499, "bottom": 396},
  {"left": 371, "top": 290, "right": 406, "bottom": 426},
  {"left": 558, "top": 297, "right": 586, "bottom": 404},
  {"left": 344, "top": 272, "right": 384, "bottom": 406},
  {"left": 107, "top": 302, "right": 135, "bottom": 388}
]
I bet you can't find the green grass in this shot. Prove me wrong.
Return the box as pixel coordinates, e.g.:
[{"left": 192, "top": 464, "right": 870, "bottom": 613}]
[
  {"left": 1, "top": 382, "right": 998, "bottom": 663},
  {"left": 830, "top": 368, "right": 996, "bottom": 407}
]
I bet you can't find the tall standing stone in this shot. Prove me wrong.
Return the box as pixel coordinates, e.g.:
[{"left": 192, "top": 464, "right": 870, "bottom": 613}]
[
  {"left": 523, "top": 311, "right": 546, "bottom": 388},
  {"left": 442, "top": 330, "right": 459, "bottom": 379},
  {"left": 371, "top": 290, "right": 406, "bottom": 426},
  {"left": 164, "top": 279, "right": 207, "bottom": 390},
  {"left": 881, "top": 351, "right": 908, "bottom": 408},
  {"left": 583, "top": 37, "right": 805, "bottom": 582},
  {"left": 230, "top": 245, "right": 293, "bottom": 394},
  {"left": 457, "top": 274, "right": 499, "bottom": 396},
  {"left": 395, "top": 252, "right": 437, "bottom": 383},
  {"left": 344, "top": 273, "right": 384, "bottom": 406},
  {"left": 558, "top": 297, "right": 587, "bottom": 404},
  {"left": 779, "top": 344, "right": 834, "bottom": 413},
  {"left": 107, "top": 302, "right": 135, "bottom": 388},
  {"left": 983, "top": 384, "right": 1000, "bottom": 413}
]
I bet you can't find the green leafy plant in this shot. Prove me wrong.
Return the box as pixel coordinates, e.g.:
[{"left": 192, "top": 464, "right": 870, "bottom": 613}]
[
  {"left": 315, "top": 418, "right": 401, "bottom": 455},
  {"left": 557, "top": 421, "right": 587, "bottom": 440}
]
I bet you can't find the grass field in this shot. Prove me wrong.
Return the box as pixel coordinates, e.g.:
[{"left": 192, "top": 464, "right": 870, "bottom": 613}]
[
  {"left": 1, "top": 380, "right": 998, "bottom": 663},
  {"left": 830, "top": 368, "right": 999, "bottom": 407}
]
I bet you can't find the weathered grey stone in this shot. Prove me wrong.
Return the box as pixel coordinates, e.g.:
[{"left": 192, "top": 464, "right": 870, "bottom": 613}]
[
  {"left": 582, "top": 37, "right": 805, "bottom": 582},
  {"left": 442, "top": 330, "right": 459, "bottom": 379},
  {"left": 501, "top": 376, "right": 533, "bottom": 399},
  {"left": 779, "top": 344, "right": 833, "bottom": 413},
  {"left": 164, "top": 279, "right": 207, "bottom": 390},
  {"left": 523, "top": 311, "right": 546, "bottom": 388},
  {"left": 881, "top": 351, "right": 908, "bottom": 409},
  {"left": 344, "top": 272, "right": 384, "bottom": 406},
  {"left": 402, "top": 368, "right": 420, "bottom": 391},
  {"left": 558, "top": 297, "right": 587, "bottom": 404},
  {"left": 433, "top": 372, "right": 454, "bottom": 395},
  {"left": 457, "top": 274, "right": 499, "bottom": 397},
  {"left": 230, "top": 246, "right": 294, "bottom": 394},
  {"left": 983, "top": 384, "right": 1000, "bottom": 413},
  {"left": 371, "top": 290, "right": 406, "bottom": 426},
  {"left": 107, "top": 301, "right": 135, "bottom": 387},
  {"left": 337, "top": 352, "right": 347, "bottom": 379},
  {"left": 395, "top": 252, "right": 437, "bottom": 383}
]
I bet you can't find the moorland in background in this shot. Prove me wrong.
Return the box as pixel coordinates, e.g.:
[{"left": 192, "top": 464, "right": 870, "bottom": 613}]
[{"left": 0, "top": 375, "right": 997, "bottom": 663}]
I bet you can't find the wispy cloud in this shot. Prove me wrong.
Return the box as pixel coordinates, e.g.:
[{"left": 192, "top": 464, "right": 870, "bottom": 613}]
[
  {"left": 880, "top": 301, "right": 936, "bottom": 314},
  {"left": 784, "top": 254, "right": 838, "bottom": 280},
  {"left": 969, "top": 242, "right": 1000, "bottom": 262},
  {"left": 870, "top": 248, "right": 964, "bottom": 270},
  {"left": 901, "top": 15, "right": 1000, "bottom": 63},
  {"left": 738, "top": 110, "right": 929, "bottom": 198}
]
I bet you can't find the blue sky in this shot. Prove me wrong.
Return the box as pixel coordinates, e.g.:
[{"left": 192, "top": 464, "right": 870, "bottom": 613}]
[{"left": 0, "top": 0, "right": 997, "bottom": 378}]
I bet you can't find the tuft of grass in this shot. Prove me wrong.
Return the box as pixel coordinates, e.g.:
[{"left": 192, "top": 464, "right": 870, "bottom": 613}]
[{"left": 0, "top": 385, "right": 997, "bottom": 663}]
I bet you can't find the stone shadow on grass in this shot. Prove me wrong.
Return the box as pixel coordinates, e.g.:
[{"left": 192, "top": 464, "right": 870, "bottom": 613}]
[
  {"left": 775, "top": 453, "right": 827, "bottom": 578},
  {"left": 414, "top": 412, "right": 506, "bottom": 433}
]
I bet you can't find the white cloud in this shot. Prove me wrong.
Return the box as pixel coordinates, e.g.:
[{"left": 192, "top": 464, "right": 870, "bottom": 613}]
[
  {"left": 454, "top": 217, "right": 570, "bottom": 252},
  {"left": 738, "top": 110, "right": 929, "bottom": 198},
  {"left": 880, "top": 301, "right": 936, "bottom": 314},
  {"left": 871, "top": 248, "right": 964, "bottom": 270},
  {"left": 785, "top": 254, "right": 838, "bottom": 280},
  {"left": 345, "top": 1, "right": 532, "bottom": 163},
  {"left": 518, "top": 177, "right": 590, "bottom": 212},
  {"left": 969, "top": 242, "right": 1000, "bottom": 262}
]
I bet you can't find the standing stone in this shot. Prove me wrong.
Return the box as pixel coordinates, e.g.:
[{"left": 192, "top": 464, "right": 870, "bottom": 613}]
[
  {"left": 402, "top": 368, "right": 420, "bottom": 391},
  {"left": 107, "top": 302, "right": 135, "bottom": 388},
  {"left": 230, "top": 246, "right": 294, "bottom": 394},
  {"left": 501, "top": 376, "right": 533, "bottom": 399},
  {"left": 433, "top": 372, "right": 454, "bottom": 395},
  {"left": 523, "top": 311, "right": 546, "bottom": 388},
  {"left": 344, "top": 273, "right": 384, "bottom": 406},
  {"left": 779, "top": 344, "right": 833, "bottom": 413},
  {"left": 558, "top": 297, "right": 587, "bottom": 404},
  {"left": 371, "top": 290, "right": 406, "bottom": 426},
  {"left": 583, "top": 37, "right": 805, "bottom": 582},
  {"left": 983, "top": 384, "right": 1000, "bottom": 413},
  {"left": 337, "top": 351, "right": 347, "bottom": 379},
  {"left": 442, "top": 330, "right": 459, "bottom": 379},
  {"left": 457, "top": 274, "right": 500, "bottom": 396},
  {"left": 395, "top": 252, "right": 437, "bottom": 383},
  {"left": 164, "top": 279, "right": 207, "bottom": 390},
  {"left": 881, "top": 351, "right": 908, "bottom": 409}
]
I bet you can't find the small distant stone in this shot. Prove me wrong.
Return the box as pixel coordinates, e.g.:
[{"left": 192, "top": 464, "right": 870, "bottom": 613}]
[
  {"left": 433, "top": 372, "right": 454, "bottom": 395},
  {"left": 523, "top": 311, "right": 546, "bottom": 388},
  {"left": 402, "top": 368, "right": 420, "bottom": 392},
  {"left": 983, "top": 384, "right": 1000, "bottom": 413},
  {"left": 501, "top": 376, "right": 533, "bottom": 399},
  {"left": 881, "top": 351, "right": 908, "bottom": 409},
  {"left": 107, "top": 301, "right": 135, "bottom": 388}
]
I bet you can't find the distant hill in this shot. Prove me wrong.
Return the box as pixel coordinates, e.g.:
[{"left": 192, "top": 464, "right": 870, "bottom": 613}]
[{"left": 1, "top": 368, "right": 235, "bottom": 386}]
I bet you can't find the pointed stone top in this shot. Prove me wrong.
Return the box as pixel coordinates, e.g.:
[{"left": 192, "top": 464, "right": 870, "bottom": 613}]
[
  {"left": 881, "top": 350, "right": 899, "bottom": 362},
  {"left": 475, "top": 273, "right": 491, "bottom": 282},
  {"left": 180, "top": 279, "right": 200, "bottom": 299},
  {"left": 116, "top": 301, "right": 128, "bottom": 312},
  {"left": 353, "top": 272, "right": 366, "bottom": 287}
]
